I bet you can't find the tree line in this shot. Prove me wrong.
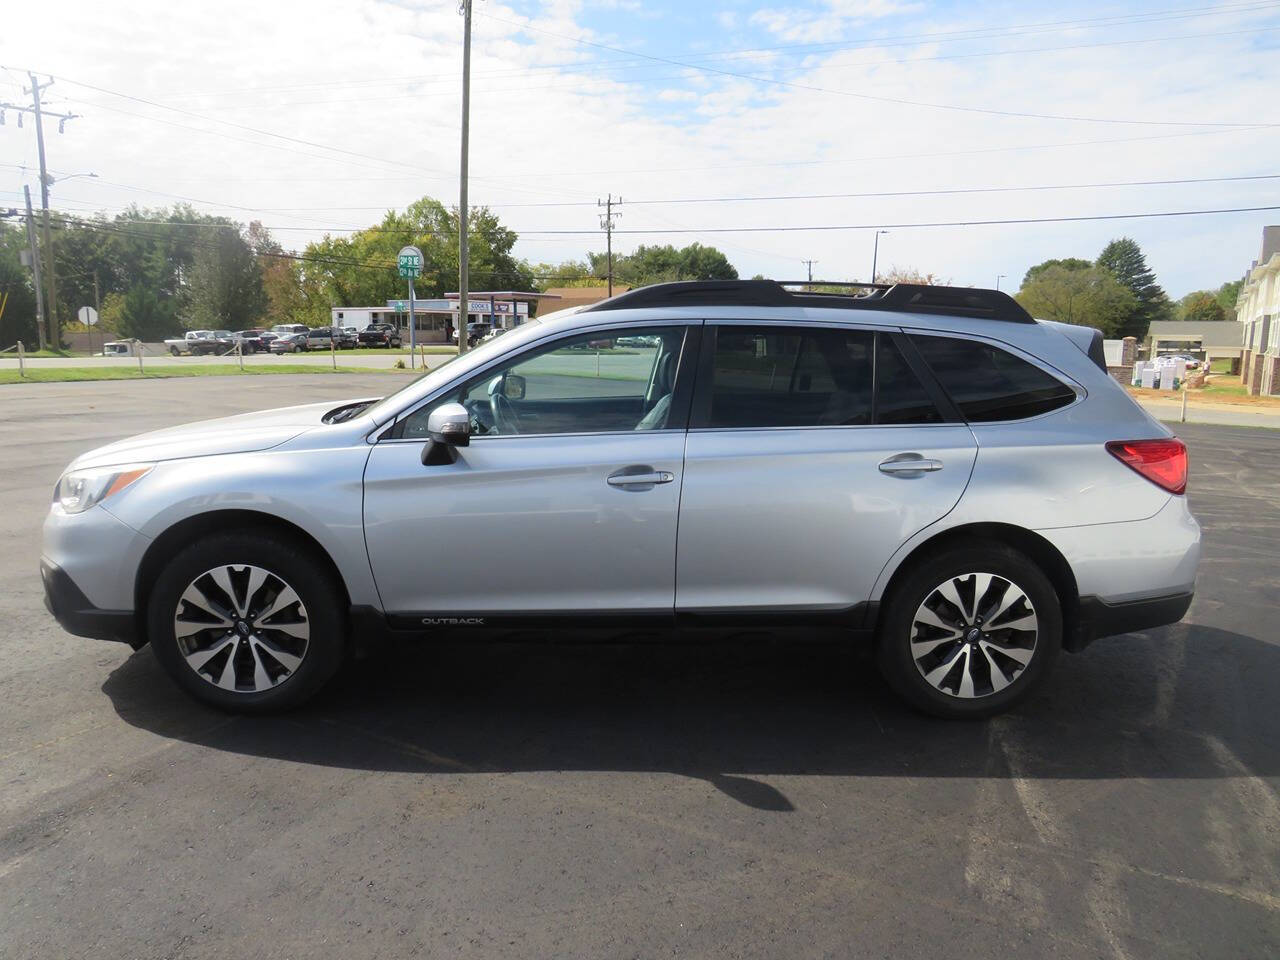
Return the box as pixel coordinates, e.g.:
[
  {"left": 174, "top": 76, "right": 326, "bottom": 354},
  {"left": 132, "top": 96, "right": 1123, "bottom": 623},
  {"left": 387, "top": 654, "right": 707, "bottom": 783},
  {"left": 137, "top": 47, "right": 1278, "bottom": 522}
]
[
  {"left": 0, "top": 205, "right": 1241, "bottom": 350},
  {"left": 1013, "top": 237, "right": 1240, "bottom": 340},
  {"left": 0, "top": 197, "right": 738, "bottom": 348}
]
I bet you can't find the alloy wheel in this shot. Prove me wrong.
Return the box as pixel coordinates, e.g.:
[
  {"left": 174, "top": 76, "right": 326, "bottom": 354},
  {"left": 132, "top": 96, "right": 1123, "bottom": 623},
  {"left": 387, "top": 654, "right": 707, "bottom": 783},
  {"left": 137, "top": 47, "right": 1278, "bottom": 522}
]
[
  {"left": 909, "top": 572, "right": 1038, "bottom": 699},
  {"left": 173, "top": 564, "right": 310, "bottom": 694}
]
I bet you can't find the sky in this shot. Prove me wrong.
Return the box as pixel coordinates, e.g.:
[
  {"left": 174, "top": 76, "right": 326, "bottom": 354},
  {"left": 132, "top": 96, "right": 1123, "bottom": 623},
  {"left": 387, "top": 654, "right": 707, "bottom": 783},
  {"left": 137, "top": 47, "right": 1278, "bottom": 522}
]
[{"left": 2, "top": 0, "right": 1279, "bottom": 297}]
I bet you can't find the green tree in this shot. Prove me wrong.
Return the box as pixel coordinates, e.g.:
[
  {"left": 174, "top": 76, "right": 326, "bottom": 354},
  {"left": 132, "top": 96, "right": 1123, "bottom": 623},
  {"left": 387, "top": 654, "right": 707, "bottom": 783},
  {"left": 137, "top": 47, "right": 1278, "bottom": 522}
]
[
  {"left": 299, "top": 197, "right": 534, "bottom": 316},
  {"left": 99, "top": 291, "right": 125, "bottom": 334},
  {"left": 188, "top": 226, "right": 266, "bottom": 330},
  {"left": 1021, "top": 257, "right": 1093, "bottom": 287},
  {"left": 1096, "top": 238, "right": 1171, "bottom": 339},
  {"left": 0, "top": 222, "right": 38, "bottom": 349},
  {"left": 1014, "top": 264, "right": 1135, "bottom": 336},
  {"left": 1216, "top": 278, "right": 1243, "bottom": 316},
  {"left": 117, "top": 284, "right": 178, "bottom": 340},
  {"left": 1176, "top": 290, "right": 1226, "bottom": 324},
  {"left": 531, "top": 259, "right": 599, "bottom": 289},
  {"left": 588, "top": 243, "right": 738, "bottom": 285}
]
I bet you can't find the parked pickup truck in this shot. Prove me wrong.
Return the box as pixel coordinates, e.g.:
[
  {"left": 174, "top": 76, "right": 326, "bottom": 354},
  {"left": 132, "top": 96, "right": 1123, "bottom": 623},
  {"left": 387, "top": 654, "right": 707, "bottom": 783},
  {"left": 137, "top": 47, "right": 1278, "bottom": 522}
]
[
  {"left": 164, "top": 330, "right": 233, "bottom": 356},
  {"left": 357, "top": 323, "right": 403, "bottom": 348}
]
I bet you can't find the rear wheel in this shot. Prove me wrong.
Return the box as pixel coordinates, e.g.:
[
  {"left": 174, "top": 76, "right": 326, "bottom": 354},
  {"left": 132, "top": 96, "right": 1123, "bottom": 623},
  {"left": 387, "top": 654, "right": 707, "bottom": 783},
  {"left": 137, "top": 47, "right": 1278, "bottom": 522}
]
[
  {"left": 148, "top": 531, "right": 347, "bottom": 713},
  {"left": 877, "top": 542, "right": 1061, "bottom": 719},
  {"left": 169, "top": 345, "right": 181, "bottom": 356}
]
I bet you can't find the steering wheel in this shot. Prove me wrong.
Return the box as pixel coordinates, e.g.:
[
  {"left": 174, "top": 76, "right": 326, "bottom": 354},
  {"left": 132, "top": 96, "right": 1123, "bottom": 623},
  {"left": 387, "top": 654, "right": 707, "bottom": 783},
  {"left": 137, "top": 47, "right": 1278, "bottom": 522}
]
[{"left": 489, "top": 386, "right": 523, "bottom": 435}]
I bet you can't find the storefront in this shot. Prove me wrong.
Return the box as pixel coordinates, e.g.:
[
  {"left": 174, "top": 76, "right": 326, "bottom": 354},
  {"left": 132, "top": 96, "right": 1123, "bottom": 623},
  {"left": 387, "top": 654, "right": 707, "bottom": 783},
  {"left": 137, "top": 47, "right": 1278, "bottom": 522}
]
[{"left": 330, "top": 291, "right": 561, "bottom": 344}]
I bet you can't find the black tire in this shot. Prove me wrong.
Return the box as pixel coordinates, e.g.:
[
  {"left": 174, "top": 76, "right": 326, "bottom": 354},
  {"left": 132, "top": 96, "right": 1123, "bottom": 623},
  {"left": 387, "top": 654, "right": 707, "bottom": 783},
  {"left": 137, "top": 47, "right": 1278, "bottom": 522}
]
[
  {"left": 169, "top": 346, "right": 181, "bottom": 356},
  {"left": 148, "top": 530, "right": 347, "bottom": 713},
  {"left": 876, "top": 541, "right": 1061, "bottom": 719}
]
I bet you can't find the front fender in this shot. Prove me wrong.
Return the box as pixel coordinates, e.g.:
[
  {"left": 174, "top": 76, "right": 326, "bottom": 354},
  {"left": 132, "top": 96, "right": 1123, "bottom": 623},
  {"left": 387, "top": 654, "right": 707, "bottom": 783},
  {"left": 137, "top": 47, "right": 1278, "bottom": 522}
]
[{"left": 104, "top": 444, "right": 380, "bottom": 607}]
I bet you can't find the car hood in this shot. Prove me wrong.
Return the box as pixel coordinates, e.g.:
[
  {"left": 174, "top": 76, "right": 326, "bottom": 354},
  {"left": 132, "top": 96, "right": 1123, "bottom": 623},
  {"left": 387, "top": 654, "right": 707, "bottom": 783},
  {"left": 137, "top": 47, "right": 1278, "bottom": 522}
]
[{"left": 68, "top": 400, "right": 349, "bottom": 470}]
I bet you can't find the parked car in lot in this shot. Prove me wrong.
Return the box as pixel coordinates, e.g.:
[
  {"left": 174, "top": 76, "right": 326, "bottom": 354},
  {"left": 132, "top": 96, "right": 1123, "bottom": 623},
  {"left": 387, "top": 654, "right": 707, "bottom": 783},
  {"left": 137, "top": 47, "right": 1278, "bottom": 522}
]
[
  {"left": 42, "top": 279, "right": 1199, "bottom": 717},
  {"left": 271, "top": 324, "right": 309, "bottom": 339},
  {"left": 335, "top": 328, "right": 358, "bottom": 350},
  {"left": 164, "top": 330, "right": 232, "bottom": 356},
  {"left": 451, "top": 322, "right": 489, "bottom": 347},
  {"left": 302, "top": 330, "right": 337, "bottom": 350},
  {"left": 357, "top": 323, "right": 403, "bottom": 349},
  {"left": 233, "top": 330, "right": 270, "bottom": 354},
  {"left": 268, "top": 332, "right": 308, "bottom": 353}
]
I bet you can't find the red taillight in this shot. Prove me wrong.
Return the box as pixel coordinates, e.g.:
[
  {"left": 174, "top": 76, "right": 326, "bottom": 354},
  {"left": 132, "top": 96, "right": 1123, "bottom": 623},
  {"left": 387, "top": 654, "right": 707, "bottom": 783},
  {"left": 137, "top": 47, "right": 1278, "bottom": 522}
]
[{"left": 1106, "top": 438, "right": 1187, "bottom": 495}]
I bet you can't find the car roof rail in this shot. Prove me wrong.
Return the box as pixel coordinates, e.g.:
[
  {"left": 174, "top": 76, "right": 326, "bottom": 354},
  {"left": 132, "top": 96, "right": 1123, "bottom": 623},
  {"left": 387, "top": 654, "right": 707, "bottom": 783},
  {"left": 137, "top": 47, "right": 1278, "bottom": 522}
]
[{"left": 581, "top": 278, "right": 1035, "bottom": 324}]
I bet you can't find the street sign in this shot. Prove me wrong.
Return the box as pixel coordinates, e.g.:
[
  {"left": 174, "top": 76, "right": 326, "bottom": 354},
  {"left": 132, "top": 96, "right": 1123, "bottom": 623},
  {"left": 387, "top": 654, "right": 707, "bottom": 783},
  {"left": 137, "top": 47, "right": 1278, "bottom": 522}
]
[
  {"left": 397, "top": 245, "right": 423, "bottom": 279},
  {"left": 77, "top": 305, "right": 99, "bottom": 326}
]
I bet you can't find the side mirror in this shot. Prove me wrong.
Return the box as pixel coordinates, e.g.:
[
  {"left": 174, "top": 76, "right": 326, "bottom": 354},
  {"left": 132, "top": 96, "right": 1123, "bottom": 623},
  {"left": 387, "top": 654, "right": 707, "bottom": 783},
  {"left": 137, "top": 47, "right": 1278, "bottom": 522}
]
[
  {"left": 422, "top": 402, "right": 470, "bottom": 465},
  {"left": 503, "top": 374, "right": 526, "bottom": 401}
]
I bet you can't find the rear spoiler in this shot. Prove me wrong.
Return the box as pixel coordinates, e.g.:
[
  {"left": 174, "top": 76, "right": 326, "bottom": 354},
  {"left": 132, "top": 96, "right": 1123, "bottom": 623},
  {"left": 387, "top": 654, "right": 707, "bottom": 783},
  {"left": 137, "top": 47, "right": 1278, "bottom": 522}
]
[{"left": 1036, "top": 319, "right": 1107, "bottom": 372}]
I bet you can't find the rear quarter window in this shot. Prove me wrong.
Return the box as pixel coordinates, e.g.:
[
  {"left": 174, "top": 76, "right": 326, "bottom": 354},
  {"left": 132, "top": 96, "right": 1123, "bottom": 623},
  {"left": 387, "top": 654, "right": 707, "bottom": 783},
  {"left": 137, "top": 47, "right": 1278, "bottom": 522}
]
[{"left": 910, "top": 335, "right": 1077, "bottom": 422}]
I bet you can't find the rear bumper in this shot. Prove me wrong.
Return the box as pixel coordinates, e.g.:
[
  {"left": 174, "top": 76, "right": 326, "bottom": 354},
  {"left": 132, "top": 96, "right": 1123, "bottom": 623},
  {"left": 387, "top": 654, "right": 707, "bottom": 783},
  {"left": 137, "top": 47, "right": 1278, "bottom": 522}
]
[
  {"left": 1070, "top": 590, "right": 1193, "bottom": 650},
  {"left": 41, "top": 559, "right": 140, "bottom": 647}
]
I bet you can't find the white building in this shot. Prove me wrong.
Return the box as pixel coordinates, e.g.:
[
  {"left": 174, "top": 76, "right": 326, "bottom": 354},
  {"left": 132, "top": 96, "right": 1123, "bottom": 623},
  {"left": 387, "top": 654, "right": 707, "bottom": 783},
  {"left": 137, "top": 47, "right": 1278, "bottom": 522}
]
[
  {"left": 1238, "top": 225, "right": 1280, "bottom": 395},
  {"left": 330, "top": 291, "right": 560, "bottom": 344}
]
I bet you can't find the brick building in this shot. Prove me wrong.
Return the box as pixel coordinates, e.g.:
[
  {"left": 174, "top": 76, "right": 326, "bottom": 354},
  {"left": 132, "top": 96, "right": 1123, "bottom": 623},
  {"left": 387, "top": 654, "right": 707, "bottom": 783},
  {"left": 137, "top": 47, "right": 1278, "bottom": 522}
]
[{"left": 1237, "top": 225, "right": 1280, "bottom": 396}]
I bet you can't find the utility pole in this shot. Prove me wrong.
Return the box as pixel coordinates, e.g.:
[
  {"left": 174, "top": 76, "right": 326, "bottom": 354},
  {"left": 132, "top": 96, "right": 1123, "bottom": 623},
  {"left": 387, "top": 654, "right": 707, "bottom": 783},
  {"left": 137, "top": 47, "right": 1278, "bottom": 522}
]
[
  {"left": 801, "top": 259, "right": 817, "bottom": 291},
  {"left": 457, "top": 0, "right": 473, "bottom": 355},
  {"left": 93, "top": 271, "right": 101, "bottom": 356},
  {"left": 995, "top": 274, "right": 1006, "bottom": 291},
  {"left": 871, "top": 229, "right": 889, "bottom": 284},
  {"left": 598, "top": 194, "right": 622, "bottom": 297},
  {"left": 22, "top": 185, "right": 48, "bottom": 351},
  {"left": 3, "top": 76, "right": 78, "bottom": 348}
]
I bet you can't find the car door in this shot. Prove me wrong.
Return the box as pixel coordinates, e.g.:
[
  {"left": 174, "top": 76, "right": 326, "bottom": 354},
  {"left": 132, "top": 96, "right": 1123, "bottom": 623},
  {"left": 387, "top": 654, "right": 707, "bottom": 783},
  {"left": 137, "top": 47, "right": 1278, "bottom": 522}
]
[
  {"left": 363, "top": 322, "right": 697, "bottom": 621},
  {"left": 675, "top": 322, "right": 977, "bottom": 619}
]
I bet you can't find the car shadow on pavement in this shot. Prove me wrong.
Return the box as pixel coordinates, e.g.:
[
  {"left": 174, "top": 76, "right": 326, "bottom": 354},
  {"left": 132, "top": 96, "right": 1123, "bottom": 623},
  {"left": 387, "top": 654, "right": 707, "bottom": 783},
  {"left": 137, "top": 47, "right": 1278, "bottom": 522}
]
[{"left": 102, "top": 624, "right": 1279, "bottom": 811}]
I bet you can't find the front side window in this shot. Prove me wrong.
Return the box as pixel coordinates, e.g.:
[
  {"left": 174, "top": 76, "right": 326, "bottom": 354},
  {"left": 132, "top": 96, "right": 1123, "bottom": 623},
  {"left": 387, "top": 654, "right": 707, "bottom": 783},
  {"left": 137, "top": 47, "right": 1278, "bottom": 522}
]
[
  {"left": 910, "top": 335, "right": 1077, "bottom": 422},
  {"left": 400, "top": 326, "right": 687, "bottom": 439}
]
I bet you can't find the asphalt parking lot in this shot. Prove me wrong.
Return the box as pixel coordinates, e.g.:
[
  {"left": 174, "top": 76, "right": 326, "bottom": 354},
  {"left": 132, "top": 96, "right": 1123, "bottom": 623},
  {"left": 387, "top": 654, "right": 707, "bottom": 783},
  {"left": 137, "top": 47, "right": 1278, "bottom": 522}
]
[{"left": 1, "top": 376, "right": 1278, "bottom": 958}]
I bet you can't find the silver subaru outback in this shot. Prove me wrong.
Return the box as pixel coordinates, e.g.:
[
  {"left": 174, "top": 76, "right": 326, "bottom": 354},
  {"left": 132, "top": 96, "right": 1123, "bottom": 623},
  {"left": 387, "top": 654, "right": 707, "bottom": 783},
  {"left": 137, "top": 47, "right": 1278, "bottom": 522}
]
[{"left": 41, "top": 281, "right": 1200, "bottom": 718}]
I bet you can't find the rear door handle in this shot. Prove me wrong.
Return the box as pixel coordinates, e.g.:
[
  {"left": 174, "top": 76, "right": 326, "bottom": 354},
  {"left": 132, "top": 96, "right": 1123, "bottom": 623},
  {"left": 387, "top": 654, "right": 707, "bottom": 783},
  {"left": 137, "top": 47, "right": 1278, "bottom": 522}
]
[
  {"left": 879, "top": 453, "right": 943, "bottom": 475},
  {"left": 607, "top": 467, "right": 675, "bottom": 488}
]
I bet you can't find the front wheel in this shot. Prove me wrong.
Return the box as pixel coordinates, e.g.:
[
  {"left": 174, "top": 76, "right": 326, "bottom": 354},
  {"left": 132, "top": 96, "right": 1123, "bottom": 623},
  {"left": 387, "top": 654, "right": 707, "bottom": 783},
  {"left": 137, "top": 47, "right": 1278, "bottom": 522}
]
[
  {"left": 877, "top": 542, "right": 1061, "bottom": 719},
  {"left": 148, "top": 531, "right": 347, "bottom": 713}
]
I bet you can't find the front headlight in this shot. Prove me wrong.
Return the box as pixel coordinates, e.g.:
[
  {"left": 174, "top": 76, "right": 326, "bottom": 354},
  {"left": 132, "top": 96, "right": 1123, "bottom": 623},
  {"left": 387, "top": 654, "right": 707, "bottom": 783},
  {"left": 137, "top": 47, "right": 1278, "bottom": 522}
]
[{"left": 54, "top": 463, "right": 153, "bottom": 514}]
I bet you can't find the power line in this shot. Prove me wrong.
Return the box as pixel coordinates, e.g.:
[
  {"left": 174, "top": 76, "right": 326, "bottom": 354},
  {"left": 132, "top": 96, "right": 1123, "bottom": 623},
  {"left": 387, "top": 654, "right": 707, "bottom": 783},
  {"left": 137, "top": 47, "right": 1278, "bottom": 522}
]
[
  {"left": 147, "top": 24, "right": 1280, "bottom": 113},
  {"left": 20, "top": 169, "right": 1280, "bottom": 230},
  {"left": 511, "top": 205, "right": 1280, "bottom": 235},
  {"left": 477, "top": 8, "right": 1279, "bottom": 128}
]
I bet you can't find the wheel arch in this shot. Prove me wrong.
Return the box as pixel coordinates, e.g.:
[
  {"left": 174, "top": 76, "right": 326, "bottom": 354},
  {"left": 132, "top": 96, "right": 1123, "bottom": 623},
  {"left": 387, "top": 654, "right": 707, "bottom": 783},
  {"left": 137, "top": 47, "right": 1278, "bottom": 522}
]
[
  {"left": 874, "top": 522, "right": 1083, "bottom": 650},
  {"left": 133, "top": 509, "right": 352, "bottom": 647}
]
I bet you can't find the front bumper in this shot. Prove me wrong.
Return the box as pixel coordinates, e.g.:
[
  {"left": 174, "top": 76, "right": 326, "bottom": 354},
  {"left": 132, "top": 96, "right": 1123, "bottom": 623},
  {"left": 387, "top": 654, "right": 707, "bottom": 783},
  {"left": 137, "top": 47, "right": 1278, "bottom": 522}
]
[{"left": 41, "top": 559, "right": 140, "bottom": 647}]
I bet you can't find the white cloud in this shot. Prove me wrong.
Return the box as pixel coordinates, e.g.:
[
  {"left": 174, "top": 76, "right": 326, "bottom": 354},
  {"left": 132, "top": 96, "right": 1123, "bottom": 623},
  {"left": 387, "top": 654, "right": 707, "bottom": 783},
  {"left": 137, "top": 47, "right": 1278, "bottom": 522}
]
[
  {"left": 1, "top": 0, "right": 1276, "bottom": 296},
  {"left": 749, "top": 0, "right": 920, "bottom": 43}
]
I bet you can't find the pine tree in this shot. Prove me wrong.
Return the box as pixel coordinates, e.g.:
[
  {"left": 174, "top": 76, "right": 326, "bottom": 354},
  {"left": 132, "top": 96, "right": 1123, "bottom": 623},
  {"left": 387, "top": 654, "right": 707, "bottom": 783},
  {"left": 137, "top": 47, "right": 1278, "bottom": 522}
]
[{"left": 1096, "top": 238, "right": 1172, "bottom": 340}]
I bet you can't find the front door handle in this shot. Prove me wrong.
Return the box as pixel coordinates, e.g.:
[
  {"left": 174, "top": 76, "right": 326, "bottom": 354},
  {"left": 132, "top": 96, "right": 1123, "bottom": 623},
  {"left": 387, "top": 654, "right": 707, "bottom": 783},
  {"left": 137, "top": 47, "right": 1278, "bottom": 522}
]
[
  {"left": 878, "top": 453, "right": 943, "bottom": 475},
  {"left": 607, "top": 467, "right": 675, "bottom": 488}
]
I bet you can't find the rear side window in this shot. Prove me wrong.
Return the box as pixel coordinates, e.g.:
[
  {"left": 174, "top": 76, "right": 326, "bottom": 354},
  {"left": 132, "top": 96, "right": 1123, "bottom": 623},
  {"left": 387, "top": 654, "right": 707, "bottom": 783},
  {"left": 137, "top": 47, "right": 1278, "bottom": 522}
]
[
  {"left": 704, "top": 326, "right": 943, "bottom": 428},
  {"left": 876, "top": 336, "right": 942, "bottom": 425},
  {"left": 708, "top": 327, "right": 874, "bottom": 428},
  {"left": 910, "top": 335, "right": 1077, "bottom": 422}
]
